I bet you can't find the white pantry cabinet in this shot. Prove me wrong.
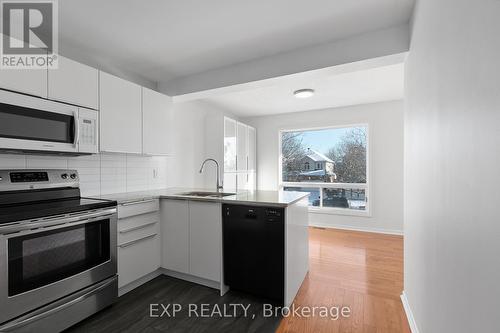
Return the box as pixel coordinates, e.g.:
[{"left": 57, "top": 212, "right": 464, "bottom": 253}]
[
  {"left": 142, "top": 87, "right": 173, "bottom": 155},
  {"left": 161, "top": 199, "right": 189, "bottom": 274},
  {"left": 223, "top": 173, "right": 237, "bottom": 191},
  {"left": 99, "top": 71, "right": 142, "bottom": 154},
  {"left": 161, "top": 199, "right": 222, "bottom": 282},
  {"left": 248, "top": 126, "right": 256, "bottom": 171},
  {"left": 236, "top": 122, "right": 248, "bottom": 172},
  {"left": 117, "top": 199, "right": 161, "bottom": 290},
  {"left": 224, "top": 117, "right": 237, "bottom": 172},
  {"left": 224, "top": 117, "right": 257, "bottom": 190},
  {"left": 48, "top": 55, "right": 98, "bottom": 109},
  {"left": 189, "top": 201, "right": 222, "bottom": 282}
]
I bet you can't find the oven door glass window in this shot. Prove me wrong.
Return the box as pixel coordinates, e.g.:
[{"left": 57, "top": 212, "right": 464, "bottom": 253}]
[
  {"left": 7, "top": 219, "right": 110, "bottom": 296},
  {"left": 0, "top": 103, "right": 75, "bottom": 144}
]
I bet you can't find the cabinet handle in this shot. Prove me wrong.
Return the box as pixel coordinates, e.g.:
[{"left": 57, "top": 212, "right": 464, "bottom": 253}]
[
  {"left": 118, "top": 233, "right": 157, "bottom": 248},
  {"left": 119, "top": 221, "right": 158, "bottom": 234},
  {"left": 121, "top": 198, "right": 155, "bottom": 206}
]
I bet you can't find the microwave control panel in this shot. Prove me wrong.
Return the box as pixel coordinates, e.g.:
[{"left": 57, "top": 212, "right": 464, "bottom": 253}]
[{"left": 80, "top": 118, "right": 96, "bottom": 145}]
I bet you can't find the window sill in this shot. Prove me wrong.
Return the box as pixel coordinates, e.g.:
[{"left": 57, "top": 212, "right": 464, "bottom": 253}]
[{"left": 308, "top": 207, "right": 371, "bottom": 218}]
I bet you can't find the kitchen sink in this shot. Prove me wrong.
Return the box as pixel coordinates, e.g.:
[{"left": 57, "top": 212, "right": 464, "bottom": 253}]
[{"left": 177, "top": 191, "right": 235, "bottom": 198}]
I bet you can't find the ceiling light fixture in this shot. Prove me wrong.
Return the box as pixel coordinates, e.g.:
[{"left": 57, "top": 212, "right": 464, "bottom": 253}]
[{"left": 293, "top": 88, "right": 315, "bottom": 98}]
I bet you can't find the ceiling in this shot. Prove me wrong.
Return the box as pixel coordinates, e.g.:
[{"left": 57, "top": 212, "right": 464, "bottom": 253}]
[
  {"left": 203, "top": 63, "right": 405, "bottom": 117},
  {"left": 58, "top": 0, "right": 414, "bottom": 85}
]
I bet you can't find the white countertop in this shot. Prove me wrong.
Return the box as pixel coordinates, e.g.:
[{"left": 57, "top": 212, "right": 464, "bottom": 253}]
[{"left": 97, "top": 188, "right": 309, "bottom": 207}]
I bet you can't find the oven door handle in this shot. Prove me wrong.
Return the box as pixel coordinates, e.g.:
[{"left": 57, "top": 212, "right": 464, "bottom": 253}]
[
  {"left": 0, "top": 208, "right": 116, "bottom": 235},
  {"left": 0, "top": 276, "right": 117, "bottom": 332}
]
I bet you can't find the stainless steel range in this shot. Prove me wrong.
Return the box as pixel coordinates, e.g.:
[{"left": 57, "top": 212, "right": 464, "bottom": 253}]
[{"left": 0, "top": 169, "right": 118, "bottom": 333}]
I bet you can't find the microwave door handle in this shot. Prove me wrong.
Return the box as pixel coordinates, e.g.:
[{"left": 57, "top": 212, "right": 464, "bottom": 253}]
[{"left": 73, "top": 110, "right": 80, "bottom": 147}]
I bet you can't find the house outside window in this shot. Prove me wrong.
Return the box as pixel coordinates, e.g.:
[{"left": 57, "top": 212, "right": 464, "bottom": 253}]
[{"left": 280, "top": 125, "right": 369, "bottom": 215}]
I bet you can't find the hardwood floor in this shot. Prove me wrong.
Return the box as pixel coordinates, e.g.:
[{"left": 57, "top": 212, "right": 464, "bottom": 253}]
[
  {"left": 67, "top": 227, "right": 409, "bottom": 333},
  {"left": 277, "top": 227, "right": 410, "bottom": 333}
]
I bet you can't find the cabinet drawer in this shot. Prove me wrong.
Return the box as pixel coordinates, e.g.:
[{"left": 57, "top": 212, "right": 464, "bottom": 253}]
[
  {"left": 118, "top": 199, "right": 159, "bottom": 219},
  {"left": 118, "top": 233, "right": 160, "bottom": 288},
  {"left": 118, "top": 213, "right": 159, "bottom": 244}
]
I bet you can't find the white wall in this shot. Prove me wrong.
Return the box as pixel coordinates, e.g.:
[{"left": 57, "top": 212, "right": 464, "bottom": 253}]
[
  {"left": 404, "top": 1, "right": 500, "bottom": 332},
  {"left": 165, "top": 100, "right": 239, "bottom": 189},
  {"left": 245, "top": 100, "right": 404, "bottom": 234},
  {"left": 0, "top": 153, "right": 168, "bottom": 196}
]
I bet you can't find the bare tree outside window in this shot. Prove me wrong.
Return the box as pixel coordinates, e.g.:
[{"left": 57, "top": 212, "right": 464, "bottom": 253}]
[{"left": 281, "top": 126, "right": 368, "bottom": 211}]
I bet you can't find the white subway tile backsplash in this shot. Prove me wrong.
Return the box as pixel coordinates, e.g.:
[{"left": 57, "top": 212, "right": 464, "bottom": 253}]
[
  {"left": 0, "top": 152, "right": 168, "bottom": 196},
  {"left": 26, "top": 156, "right": 68, "bottom": 169},
  {"left": 68, "top": 155, "right": 101, "bottom": 196},
  {"left": 126, "top": 155, "right": 150, "bottom": 192},
  {"left": 100, "top": 154, "right": 127, "bottom": 195}
]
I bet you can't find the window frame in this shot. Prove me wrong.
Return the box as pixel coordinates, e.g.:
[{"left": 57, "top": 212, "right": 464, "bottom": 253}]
[{"left": 278, "top": 123, "right": 371, "bottom": 217}]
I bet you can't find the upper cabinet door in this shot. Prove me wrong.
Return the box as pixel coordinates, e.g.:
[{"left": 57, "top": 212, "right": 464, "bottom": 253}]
[
  {"left": 48, "top": 55, "right": 98, "bottom": 109},
  {"left": 99, "top": 71, "right": 142, "bottom": 154},
  {"left": 247, "top": 126, "right": 256, "bottom": 171},
  {"left": 142, "top": 87, "right": 173, "bottom": 155},
  {"left": 236, "top": 122, "right": 248, "bottom": 171},
  {"left": 0, "top": 34, "right": 47, "bottom": 98},
  {"left": 224, "top": 117, "right": 237, "bottom": 172}
]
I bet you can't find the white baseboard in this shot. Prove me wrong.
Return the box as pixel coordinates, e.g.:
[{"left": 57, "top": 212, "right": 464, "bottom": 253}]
[
  {"left": 310, "top": 222, "right": 404, "bottom": 236},
  {"left": 401, "top": 291, "right": 420, "bottom": 333}
]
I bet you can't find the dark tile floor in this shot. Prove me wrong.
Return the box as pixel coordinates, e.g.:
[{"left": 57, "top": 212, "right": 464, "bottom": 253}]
[{"left": 65, "top": 275, "right": 282, "bottom": 333}]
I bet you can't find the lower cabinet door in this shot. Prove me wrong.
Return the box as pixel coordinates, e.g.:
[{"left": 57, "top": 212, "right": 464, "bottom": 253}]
[
  {"left": 161, "top": 199, "right": 190, "bottom": 274},
  {"left": 118, "top": 233, "right": 160, "bottom": 288},
  {"left": 189, "top": 201, "right": 221, "bottom": 282}
]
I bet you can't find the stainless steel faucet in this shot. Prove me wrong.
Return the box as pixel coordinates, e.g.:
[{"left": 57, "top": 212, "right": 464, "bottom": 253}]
[{"left": 199, "top": 158, "right": 223, "bottom": 191}]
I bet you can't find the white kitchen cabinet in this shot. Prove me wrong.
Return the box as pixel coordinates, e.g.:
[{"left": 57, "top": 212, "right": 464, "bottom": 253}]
[
  {"left": 248, "top": 171, "right": 256, "bottom": 191},
  {"left": 48, "top": 55, "right": 98, "bottom": 109},
  {"left": 224, "top": 117, "right": 237, "bottom": 172},
  {"left": 0, "top": 68, "right": 47, "bottom": 98},
  {"left": 237, "top": 173, "right": 249, "bottom": 191},
  {"left": 189, "top": 201, "right": 222, "bottom": 282},
  {"left": 224, "top": 172, "right": 237, "bottom": 191},
  {"left": 142, "top": 87, "right": 173, "bottom": 155},
  {"left": 161, "top": 199, "right": 189, "bottom": 274},
  {"left": 224, "top": 117, "right": 257, "bottom": 190},
  {"left": 236, "top": 122, "right": 248, "bottom": 171},
  {"left": 99, "top": 71, "right": 142, "bottom": 154},
  {"left": 0, "top": 34, "right": 47, "bottom": 97},
  {"left": 117, "top": 200, "right": 160, "bottom": 289},
  {"left": 248, "top": 126, "right": 256, "bottom": 171},
  {"left": 118, "top": 234, "right": 160, "bottom": 288}
]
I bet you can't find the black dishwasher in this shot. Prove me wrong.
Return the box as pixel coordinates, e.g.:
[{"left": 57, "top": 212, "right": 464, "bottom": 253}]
[{"left": 222, "top": 204, "right": 284, "bottom": 303}]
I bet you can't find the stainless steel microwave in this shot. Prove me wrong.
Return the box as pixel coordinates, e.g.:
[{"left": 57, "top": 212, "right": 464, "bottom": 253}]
[{"left": 0, "top": 90, "right": 98, "bottom": 155}]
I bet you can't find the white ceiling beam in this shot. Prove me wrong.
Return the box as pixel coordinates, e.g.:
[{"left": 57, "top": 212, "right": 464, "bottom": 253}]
[{"left": 162, "top": 24, "right": 409, "bottom": 101}]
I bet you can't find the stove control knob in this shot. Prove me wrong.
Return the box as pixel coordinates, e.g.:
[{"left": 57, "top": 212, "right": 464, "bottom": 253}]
[
  {"left": 61, "top": 173, "right": 69, "bottom": 179},
  {"left": 70, "top": 173, "right": 77, "bottom": 179}
]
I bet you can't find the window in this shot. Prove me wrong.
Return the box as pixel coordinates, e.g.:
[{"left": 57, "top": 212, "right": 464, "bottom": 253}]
[{"left": 280, "top": 125, "right": 368, "bottom": 214}]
